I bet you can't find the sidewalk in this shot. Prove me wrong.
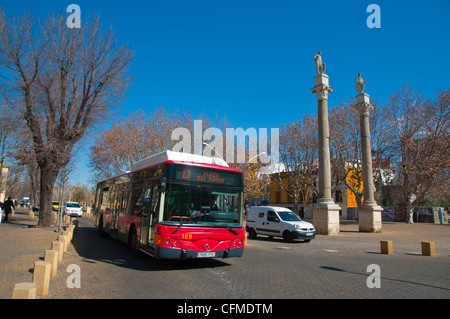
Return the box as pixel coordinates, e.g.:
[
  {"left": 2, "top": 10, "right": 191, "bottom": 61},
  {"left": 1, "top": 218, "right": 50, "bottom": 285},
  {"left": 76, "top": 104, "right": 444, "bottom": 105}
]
[{"left": 0, "top": 208, "right": 63, "bottom": 299}]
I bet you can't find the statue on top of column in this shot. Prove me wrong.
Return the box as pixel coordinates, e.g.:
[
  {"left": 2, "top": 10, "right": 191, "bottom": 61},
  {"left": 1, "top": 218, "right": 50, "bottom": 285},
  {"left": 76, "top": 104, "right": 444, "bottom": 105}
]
[
  {"left": 355, "top": 73, "right": 367, "bottom": 94},
  {"left": 314, "top": 51, "right": 326, "bottom": 75}
]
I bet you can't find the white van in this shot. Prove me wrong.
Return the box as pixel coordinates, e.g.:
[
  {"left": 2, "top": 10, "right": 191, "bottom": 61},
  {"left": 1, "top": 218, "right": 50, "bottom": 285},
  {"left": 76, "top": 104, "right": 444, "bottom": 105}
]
[{"left": 246, "top": 206, "right": 316, "bottom": 242}]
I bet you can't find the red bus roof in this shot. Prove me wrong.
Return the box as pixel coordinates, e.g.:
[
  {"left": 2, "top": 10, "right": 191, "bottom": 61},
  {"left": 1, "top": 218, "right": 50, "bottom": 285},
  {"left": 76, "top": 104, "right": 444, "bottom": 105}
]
[{"left": 99, "top": 151, "right": 243, "bottom": 183}]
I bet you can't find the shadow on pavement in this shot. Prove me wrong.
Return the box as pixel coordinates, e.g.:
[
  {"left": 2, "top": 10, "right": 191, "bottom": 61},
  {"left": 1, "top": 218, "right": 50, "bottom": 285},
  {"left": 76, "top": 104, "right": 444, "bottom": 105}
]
[{"left": 71, "top": 218, "right": 231, "bottom": 272}]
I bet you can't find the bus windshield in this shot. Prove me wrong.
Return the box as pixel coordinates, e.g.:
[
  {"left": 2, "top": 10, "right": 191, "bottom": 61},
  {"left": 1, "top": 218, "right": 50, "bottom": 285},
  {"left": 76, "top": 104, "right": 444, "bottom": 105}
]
[{"left": 162, "top": 183, "right": 243, "bottom": 227}]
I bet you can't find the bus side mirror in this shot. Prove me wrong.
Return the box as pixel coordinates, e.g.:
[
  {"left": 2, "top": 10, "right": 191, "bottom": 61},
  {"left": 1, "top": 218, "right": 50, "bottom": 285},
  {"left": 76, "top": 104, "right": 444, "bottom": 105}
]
[{"left": 158, "top": 177, "right": 167, "bottom": 192}]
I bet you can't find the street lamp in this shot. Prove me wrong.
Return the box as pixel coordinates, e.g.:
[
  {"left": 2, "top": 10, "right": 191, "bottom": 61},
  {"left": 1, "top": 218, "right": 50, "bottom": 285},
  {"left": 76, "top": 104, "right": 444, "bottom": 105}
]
[
  {"left": 202, "top": 142, "right": 225, "bottom": 161},
  {"left": 247, "top": 152, "right": 267, "bottom": 164}
]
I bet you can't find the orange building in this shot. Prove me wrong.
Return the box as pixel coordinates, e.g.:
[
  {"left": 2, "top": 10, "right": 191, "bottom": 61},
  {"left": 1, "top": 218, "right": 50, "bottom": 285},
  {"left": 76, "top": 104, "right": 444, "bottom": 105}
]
[{"left": 345, "top": 166, "right": 364, "bottom": 208}]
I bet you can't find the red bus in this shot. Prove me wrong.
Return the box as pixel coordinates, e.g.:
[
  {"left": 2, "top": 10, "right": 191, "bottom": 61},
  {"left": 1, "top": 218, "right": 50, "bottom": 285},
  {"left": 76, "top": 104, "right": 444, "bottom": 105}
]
[{"left": 93, "top": 150, "right": 245, "bottom": 259}]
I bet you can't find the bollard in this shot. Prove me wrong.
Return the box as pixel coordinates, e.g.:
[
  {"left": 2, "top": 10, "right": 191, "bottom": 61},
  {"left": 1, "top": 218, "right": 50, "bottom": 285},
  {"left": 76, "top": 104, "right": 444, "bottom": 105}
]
[
  {"left": 67, "top": 225, "right": 75, "bottom": 241},
  {"left": 44, "top": 250, "right": 59, "bottom": 277},
  {"left": 33, "top": 261, "right": 51, "bottom": 295},
  {"left": 68, "top": 224, "right": 75, "bottom": 237},
  {"left": 380, "top": 240, "right": 393, "bottom": 255},
  {"left": 52, "top": 241, "right": 64, "bottom": 262},
  {"left": 58, "top": 235, "right": 69, "bottom": 253},
  {"left": 12, "top": 282, "right": 37, "bottom": 299},
  {"left": 63, "top": 230, "right": 72, "bottom": 242},
  {"left": 421, "top": 241, "right": 436, "bottom": 256}
]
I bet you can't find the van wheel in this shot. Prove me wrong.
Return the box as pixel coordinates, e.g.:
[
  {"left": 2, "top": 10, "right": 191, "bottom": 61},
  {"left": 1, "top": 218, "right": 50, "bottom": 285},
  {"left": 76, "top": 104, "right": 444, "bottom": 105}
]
[
  {"left": 283, "top": 231, "right": 293, "bottom": 243},
  {"left": 248, "top": 228, "right": 257, "bottom": 239}
]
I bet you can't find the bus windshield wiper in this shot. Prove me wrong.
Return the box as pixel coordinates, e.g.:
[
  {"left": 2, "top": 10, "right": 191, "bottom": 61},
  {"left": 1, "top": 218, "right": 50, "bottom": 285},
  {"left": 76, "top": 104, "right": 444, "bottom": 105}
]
[
  {"left": 227, "top": 227, "right": 239, "bottom": 235},
  {"left": 173, "top": 217, "right": 184, "bottom": 234}
]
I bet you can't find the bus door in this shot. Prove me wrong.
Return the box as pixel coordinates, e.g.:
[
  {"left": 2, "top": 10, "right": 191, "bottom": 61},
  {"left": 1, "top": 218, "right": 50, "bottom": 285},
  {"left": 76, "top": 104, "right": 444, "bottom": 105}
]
[{"left": 140, "top": 182, "right": 161, "bottom": 249}]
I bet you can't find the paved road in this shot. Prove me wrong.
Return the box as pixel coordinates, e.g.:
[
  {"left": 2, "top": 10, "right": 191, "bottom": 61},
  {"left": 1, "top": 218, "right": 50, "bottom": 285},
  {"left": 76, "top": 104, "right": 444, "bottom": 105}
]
[{"left": 38, "top": 217, "right": 450, "bottom": 300}]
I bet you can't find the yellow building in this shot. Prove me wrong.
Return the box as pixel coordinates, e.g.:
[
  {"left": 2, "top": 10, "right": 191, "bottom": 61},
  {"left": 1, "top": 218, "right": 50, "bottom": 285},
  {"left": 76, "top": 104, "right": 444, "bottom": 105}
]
[
  {"left": 268, "top": 167, "right": 365, "bottom": 220},
  {"left": 268, "top": 172, "right": 313, "bottom": 217}
]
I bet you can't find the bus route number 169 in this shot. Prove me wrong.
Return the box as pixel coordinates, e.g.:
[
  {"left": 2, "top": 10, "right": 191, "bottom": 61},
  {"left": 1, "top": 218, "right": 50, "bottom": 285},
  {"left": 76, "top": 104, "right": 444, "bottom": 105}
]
[{"left": 181, "top": 233, "right": 193, "bottom": 240}]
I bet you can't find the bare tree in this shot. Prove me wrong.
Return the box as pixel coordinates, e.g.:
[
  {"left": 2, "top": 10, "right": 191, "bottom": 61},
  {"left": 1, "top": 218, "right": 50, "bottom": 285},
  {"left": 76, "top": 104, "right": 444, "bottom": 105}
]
[
  {"left": 0, "top": 117, "right": 14, "bottom": 197},
  {"left": 329, "top": 98, "right": 388, "bottom": 208},
  {"left": 385, "top": 85, "right": 450, "bottom": 223},
  {"left": 231, "top": 156, "right": 271, "bottom": 214},
  {"left": 0, "top": 10, "right": 134, "bottom": 226},
  {"left": 89, "top": 108, "right": 194, "bottom": 180},
  {"left": 329, "top": 100, "right": 364, "bottom": 206},
  {"left": 277, "top": 114, "right": 319, "bottom": 213}
]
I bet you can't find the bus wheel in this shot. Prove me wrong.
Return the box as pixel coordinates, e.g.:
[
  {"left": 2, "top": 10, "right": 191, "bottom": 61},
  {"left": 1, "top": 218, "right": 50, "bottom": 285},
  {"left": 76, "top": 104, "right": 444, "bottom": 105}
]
[
  {"left": 98, "top": 217, "right": 105, "bottom": 236},
  {"left": 129, "top": 227, "right": 140, "bottom": 257}
]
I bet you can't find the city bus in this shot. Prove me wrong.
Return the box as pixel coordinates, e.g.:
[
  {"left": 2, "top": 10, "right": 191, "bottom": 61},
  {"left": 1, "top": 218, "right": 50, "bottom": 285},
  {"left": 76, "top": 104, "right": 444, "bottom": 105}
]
[{"left": 93, "top": 150, "right": 245, "bottom": 259}]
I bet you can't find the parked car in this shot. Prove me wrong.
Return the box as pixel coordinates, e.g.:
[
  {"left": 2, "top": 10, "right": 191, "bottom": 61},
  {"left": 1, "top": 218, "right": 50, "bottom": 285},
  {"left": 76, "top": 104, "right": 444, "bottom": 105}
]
[
  {"left": 64, "top": 202, "right": 83, "bottom": 217},
  {"left": 52, "top": 201, "right": 60, "bottom": 212},
  {"left": 247, "top": 206, "right": 316, "bottom": 242}
]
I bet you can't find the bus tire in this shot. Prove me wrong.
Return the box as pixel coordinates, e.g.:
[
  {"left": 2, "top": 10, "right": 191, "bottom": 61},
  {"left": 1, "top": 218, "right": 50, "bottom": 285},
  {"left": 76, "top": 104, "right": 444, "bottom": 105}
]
[
  {"left": 98, "top": 216, "right": 105, "bottom": 236},
  {"left": 128, "top": 226, "right": 140, "bottom": 257}
]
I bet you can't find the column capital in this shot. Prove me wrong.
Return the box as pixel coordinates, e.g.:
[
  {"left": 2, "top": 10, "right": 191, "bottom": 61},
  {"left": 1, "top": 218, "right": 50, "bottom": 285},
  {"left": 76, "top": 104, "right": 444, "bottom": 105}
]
[
  {"left": 355, "top": 93, "right": 373, "bottom": 116},
  {"left": 311, "top": 73, "right": 333, "bottom": 101},
  {"left": 311, "top": 85, "right": 333, "bottom": 101}
]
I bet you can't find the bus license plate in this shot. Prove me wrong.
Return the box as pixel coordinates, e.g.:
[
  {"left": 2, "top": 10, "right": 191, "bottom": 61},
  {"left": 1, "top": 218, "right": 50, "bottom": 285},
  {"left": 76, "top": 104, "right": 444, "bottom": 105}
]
[{"left": 197, "top": 252, "right": 215, "bottom": 258}]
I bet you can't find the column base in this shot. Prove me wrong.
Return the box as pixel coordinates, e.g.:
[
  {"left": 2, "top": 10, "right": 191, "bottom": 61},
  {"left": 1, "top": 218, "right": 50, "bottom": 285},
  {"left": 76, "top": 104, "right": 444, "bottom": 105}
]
[
  {"left": 358, "top": 205, "right": 383, "bottom": 233},
  {"left": 312, "top": 202, "right": 341, "bottom": 236}
]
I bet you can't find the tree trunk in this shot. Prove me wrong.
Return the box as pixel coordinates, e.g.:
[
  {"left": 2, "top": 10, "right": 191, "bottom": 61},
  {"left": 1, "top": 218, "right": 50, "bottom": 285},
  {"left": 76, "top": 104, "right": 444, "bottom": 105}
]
[
  {"left": 406, "top": 202, "right": 414, "bottom": 224},
  {"left": 37, "top": 167, "right": 58, "bottom": 227}
]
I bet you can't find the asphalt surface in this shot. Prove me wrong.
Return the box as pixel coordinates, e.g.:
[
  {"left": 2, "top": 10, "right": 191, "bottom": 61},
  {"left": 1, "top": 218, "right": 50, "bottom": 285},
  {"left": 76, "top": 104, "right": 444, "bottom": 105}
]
[{"left": 1, "top": 208, "right": 449, "bottom": 301}]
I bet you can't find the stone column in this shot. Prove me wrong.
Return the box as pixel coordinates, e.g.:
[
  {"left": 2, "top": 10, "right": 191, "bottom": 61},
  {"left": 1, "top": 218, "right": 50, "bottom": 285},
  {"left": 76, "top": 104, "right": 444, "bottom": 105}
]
[
  {"left": 354, "top": 77, "right": 383, "bottom": 233},
  {"left": 310, "top": 55, "right": 341, "bottom": 235}
]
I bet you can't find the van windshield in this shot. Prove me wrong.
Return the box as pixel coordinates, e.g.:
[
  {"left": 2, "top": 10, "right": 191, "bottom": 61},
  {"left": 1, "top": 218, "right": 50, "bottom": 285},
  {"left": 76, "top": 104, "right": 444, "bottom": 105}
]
[{"left": 278, "top": 211, "right": 301, "bottom": 221}]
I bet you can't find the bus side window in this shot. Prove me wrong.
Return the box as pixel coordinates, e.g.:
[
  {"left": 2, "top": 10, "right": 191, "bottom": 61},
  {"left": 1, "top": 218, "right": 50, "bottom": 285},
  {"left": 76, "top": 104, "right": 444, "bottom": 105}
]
[
  {"left": 150, "top": 182, "right": 160, "bottom": 217},
  {"left": 129, "top": 187, "right": 144, "bottom": 217},
  {"left": 115, "top": 184, "right": 124, "bottom": 216},
  {"left": 93, "top": 186, "right": 101, "bottom": 212},
  {"left": 100, "top": 187, "right": 109, "bottom": 211},
  {"left": 107, "top": 185, "right": 117, "bottom": 211},
  {"left": 141, "top": 182, "right": 154, "bottom": 218}
]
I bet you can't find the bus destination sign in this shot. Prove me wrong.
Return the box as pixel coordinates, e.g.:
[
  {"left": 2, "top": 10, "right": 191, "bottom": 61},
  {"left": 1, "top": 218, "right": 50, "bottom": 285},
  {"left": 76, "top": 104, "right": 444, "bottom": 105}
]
[{"left": 170, "top": 164, "right": 243, "bottom": 187}]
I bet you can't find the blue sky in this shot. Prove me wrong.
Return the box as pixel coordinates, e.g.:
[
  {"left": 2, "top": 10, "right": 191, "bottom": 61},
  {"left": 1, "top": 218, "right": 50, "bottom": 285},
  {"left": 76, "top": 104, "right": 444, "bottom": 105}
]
[{"left": 1, "top": 0, "right": 449, "bottom": 186}]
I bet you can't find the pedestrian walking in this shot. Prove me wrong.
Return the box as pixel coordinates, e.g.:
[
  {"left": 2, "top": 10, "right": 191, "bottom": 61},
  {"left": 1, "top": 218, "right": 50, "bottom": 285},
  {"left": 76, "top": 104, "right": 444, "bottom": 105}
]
[{"left": 3, "top": 197, "right": 15, "bottom": 222}]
